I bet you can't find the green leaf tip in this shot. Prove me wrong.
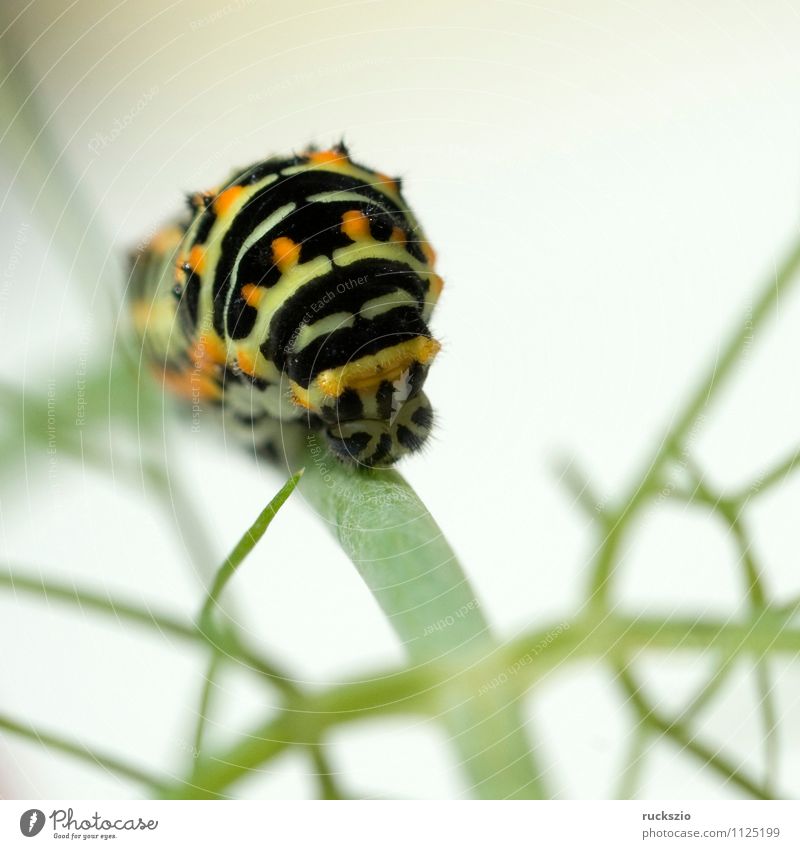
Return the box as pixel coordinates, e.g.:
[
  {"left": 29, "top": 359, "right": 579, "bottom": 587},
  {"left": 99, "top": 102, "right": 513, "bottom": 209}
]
[{"left": 200, "top": 470, "right": 303, "bottom": 627}]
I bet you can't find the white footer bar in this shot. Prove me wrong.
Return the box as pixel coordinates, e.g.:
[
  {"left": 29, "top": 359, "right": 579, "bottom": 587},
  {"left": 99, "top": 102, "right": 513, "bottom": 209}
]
[{"left": 1, "top": 800, "right": 796, "bottom": 847}]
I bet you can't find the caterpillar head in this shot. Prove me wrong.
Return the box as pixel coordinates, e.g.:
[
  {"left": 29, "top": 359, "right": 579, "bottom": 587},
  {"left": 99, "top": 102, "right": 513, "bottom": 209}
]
[{"left": 289, "top": 337, "right": 439, "bottom": 467}]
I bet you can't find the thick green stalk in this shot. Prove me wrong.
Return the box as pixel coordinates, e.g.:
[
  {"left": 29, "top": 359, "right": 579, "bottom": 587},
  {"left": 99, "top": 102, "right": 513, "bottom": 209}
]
[{"left": 283, "top": 432, "right": 545, "bottom": 799}]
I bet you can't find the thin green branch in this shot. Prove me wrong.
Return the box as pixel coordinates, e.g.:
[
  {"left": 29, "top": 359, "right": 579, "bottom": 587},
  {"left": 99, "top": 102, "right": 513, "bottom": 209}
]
[
  {"left": 589, "top": 237, "right": 800, "bottom": 605},
  {"left": 674, "top": 477, "right": 768, "bottom": 606},
  {"left": 678, "top": 652, "right": 740, "bottom": 724},
  {"left": 191, "top": 651, "right": 223, "bottom": 774},
  {"left": 165, "top": 671, "right": 439, "bottom": 798},
  {"left": 616, "top": 724, "right": 651, "bottom": 799},
  {"left": 309, "top": 744, "right": 345, "bottom": 800},
  {"left": 755, "top": 661, "right": 779, "bottom": 798},
  {"left": 0, "top": 568, "right": 297, "bottom": 694},
  {"left": 719, "top": 508, "right": 766, "bottom": 607},
  {"left": 189, "top": 471, "right": 303, "bottom": 778},
  {"left": 670, "top": 472, "right": 778, "bottom": 784},
  {"left": 5, "top": 570, "right": 799, "bottom": 799},
  {"left": 554, "top": 456, "right": 609, "bottom": 522},
  {"left": 575, "top": 611, "right": 800, "bottom": 657},
  {"left": 0, "top": 711, "right": 166, "bottom": 792},
  {"left": 732, "top": 443, "right": 800, "bottom": 503},
  {"left": 0, "top": 568, "right": 197, "bottom": 642},
  {"left": 616, "top": 667, "right": 772, "bottom": 799},
  {"left": 165, "top": 610, "right": 800, "bottom": 798},
  {"left": 219, "top": 630, "right": 299, "bottom": 694},
  {"left": 636, "top": 239, "right": 800, "bottom": 505},
  {"left": 198, "top": 470, "right": 303, "bottom": 630}
]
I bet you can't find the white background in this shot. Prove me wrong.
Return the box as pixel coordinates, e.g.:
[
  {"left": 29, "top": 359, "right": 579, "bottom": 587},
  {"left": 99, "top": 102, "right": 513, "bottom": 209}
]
[{"left": 1, "top": 0, "right": 800, "bottom": 799}]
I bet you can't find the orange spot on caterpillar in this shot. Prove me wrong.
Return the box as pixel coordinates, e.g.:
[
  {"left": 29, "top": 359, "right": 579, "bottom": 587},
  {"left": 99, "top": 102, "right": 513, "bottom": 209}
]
[
  {"left": 131, "top": 300, "right": 151, "bottom": 334},
  {"left": 421, "top": 242, "right": 437, "bottom": 267},
  {"left": 157, "top": 365, "right": 221, "bottom": 402},
  {"left": 308, "top": 148, "right": 348, "bottom": 166},
  {"left": 236, "top": 349, "right": 257, "bottom": 376},
  {"left": 271, "top": 236, "right": 301, "bottom": 272},
  {"left": 188, "top": 245, "right": 206, "bottom": 274},
  {"left": 390, "top": 226, "right": 406, "bottom": 244},
  {"left": 147, "top": 226, "right": 183, "bottom": 256},
  {"left": 341, "top": 209, "right": 371, "bottom": 240},
  {"left": 191, "top": 333, "right": 227, "bottom": 367},
  {"left": 241, "top": 283, "right": 264, "bottom": 308},
  {"left": 375, "top": 171, "right": 399, "bottom": 194},
  {"left": 213, "top": 186, "right": 245, "bottom": 217},
  {"left": 430, "top": 274, "right": 444, "bottom": 298}
]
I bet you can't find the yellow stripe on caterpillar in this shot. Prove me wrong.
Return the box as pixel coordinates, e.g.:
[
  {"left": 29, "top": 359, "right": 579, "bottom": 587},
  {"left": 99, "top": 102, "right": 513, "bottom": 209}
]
[{"left": 315, "top": 336, "right": 440, "bottom": 398}]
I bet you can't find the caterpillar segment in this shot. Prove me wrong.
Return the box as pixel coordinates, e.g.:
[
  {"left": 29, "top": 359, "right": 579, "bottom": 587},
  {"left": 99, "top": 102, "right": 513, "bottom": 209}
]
[{"left": 128, "top": 143, "right": 443, "bottom": 467}]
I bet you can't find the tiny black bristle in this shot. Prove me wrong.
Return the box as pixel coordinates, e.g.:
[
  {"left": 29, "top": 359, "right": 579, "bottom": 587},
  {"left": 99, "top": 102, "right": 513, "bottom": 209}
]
[{"left": 411, "top": 403, "right": 434, "bottom": 431}]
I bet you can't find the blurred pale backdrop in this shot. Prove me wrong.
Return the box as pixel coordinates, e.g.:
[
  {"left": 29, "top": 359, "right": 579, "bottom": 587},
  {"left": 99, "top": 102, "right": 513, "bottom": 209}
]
[{"left": 1, "top": 0, "right": 800, "bottom": 798}]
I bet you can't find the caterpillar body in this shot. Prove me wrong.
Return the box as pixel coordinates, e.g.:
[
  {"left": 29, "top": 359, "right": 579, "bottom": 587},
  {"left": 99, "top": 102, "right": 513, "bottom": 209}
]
[{"left": 129, "top": 143, "right": 443, "bottom": 467}]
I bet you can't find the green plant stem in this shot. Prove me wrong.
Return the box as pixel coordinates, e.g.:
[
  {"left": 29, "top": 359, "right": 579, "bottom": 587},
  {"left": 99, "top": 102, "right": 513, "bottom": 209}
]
[
  {"left": 309, "top": 744, "right": 345, "bottom": 800},
  {"left": 199, "top": 470, "right": 303, "bottom": 629},
  {"left": 166, "top": 666, "right": 434, "bottom": 799},
  {"left": 6, "top": 564, "right": 797, "bottom": 708},
  {"left": 616, "top": 667, "right": 772, "bottom": 799},
  {"left": 4, "top": 601, "right": 795, "bottom": 800},
  {"left": 755, "top": 661, "right": 779, "bottom": 797},
  {"left": 190, "top": 472, "right": 302, "bottom": 778},
  {"left": 0, "top": 712, "right": 165, "bottom": 792},
  {"left": 0, "top": 568, "right": 197, "bottom": 642},
  {"left": 0, "top": 568, "right": 296, "bottom": 694},
  {"left": 165, "top": 609, "right": 799, "bottom": 798},
  {"left": 616, "top": 724, "right": 651, "bottom": 799},
  {"left": 678, "top": 652, "right": 740, "bottom": 723},
  {"left": 282, "top": 433, "right": 545, "bottom": 800},
  {"left": 670, "top": 476, "right": 778, "bottom": 792},
  {"left": 556, "top": 456, "right": 607, "bottom": 521},
  {"left": 589, "top": 237, "right": 800, "bottom": 605},
  {"left": 12, "top": 559, "right": 794, "bottom": 800},
  {"left": 191, "top": 651, "right": 223, "bottom": 769},
  {"left": 732, "top": 443, "right": 800, "bottom": 503}
]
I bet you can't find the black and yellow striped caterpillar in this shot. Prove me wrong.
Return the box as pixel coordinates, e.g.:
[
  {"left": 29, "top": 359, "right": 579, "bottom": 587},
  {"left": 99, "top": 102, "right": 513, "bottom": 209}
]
[{"left": 129, "top": 143, "right": 443, "bottom": 467}]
